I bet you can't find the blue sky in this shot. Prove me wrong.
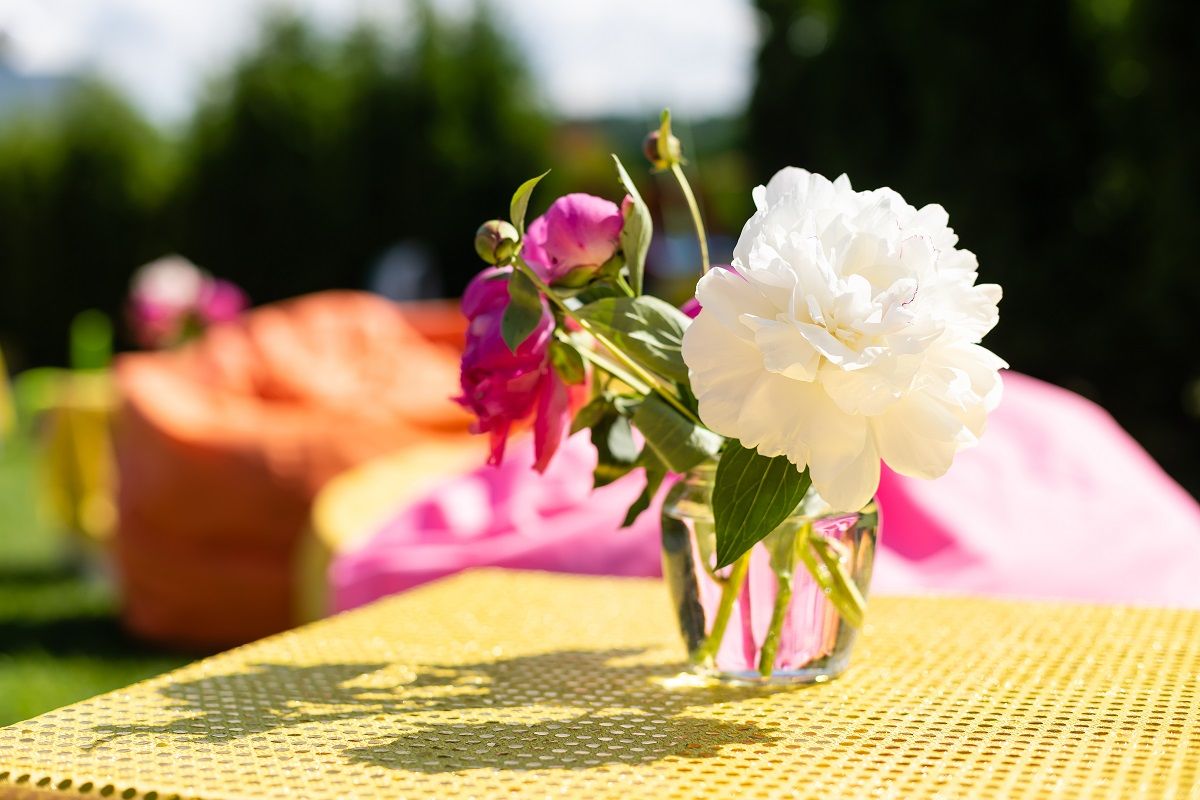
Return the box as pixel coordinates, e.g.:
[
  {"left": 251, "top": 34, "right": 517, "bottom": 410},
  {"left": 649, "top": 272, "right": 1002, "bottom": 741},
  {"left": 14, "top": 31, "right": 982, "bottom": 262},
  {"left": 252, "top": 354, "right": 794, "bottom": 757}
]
[{"left": 0, "top": 0, "right": 759, "bottom": 123}]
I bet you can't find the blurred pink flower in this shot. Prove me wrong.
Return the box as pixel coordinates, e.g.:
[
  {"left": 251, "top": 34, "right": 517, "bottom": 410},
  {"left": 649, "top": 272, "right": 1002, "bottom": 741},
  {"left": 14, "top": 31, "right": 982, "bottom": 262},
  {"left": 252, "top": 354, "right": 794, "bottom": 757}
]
[
  {"left": 455, "top": 267, "right": 570, "bottom": 471},
  {"left": 522, "top": 193, "right": 624, "bottom": 285},
  {"left": 197, "top": 279, "right": 249, "bottom": 324},
  {"left": 128, "top": 255, "right": 248, "bottom": 348}
]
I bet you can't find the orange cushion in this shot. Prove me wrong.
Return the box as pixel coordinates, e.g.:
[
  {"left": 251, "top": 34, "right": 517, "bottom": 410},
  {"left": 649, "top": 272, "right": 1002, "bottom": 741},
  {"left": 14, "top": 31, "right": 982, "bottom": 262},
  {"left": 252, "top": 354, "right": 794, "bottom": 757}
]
[{"left": 113, "top": 291, "right": 472, "bottom": 649}]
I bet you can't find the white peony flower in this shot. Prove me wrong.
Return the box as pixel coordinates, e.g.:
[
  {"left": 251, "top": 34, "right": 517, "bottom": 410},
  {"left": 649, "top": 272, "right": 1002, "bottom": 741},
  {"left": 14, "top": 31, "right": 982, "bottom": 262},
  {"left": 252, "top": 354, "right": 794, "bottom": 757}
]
[{"left": 683, "top": 168, "right": 1007, "bottom": 511}]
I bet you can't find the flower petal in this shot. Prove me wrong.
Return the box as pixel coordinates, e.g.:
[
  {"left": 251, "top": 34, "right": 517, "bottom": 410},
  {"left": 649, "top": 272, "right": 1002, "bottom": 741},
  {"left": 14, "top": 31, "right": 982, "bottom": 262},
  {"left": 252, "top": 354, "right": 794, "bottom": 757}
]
[
  {"left": 486, "top": 421, "right": 511, "bottom": 466},
  {"left": 732, "top": 373, "right": 796, "bottom": 458},
  {"left": 819, "top": 355, "right": 916, "bottom": 416},
  {"left": 741, "top": 316, "right": 820, "bottom": 381},
  {"left": 871, "top": 393, "right": 963, "bottom": 480},
  {"left": 695, "top": 265, "right": 775, "bottom": 331},
  {"left": 532, "top": 371, "right": 570, "bottom": 473},
  {"left": 683, "top": 309, "right": 763, "bottom": 437},
  {"left": 796, "top": 391, "right": 880, "bottom": 512}
]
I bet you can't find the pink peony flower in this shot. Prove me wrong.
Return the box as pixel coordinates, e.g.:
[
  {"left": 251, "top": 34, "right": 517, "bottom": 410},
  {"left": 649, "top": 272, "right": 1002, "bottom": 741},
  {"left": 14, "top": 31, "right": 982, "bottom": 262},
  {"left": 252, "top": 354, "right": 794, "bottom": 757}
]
[
  {"left": 522, "top": 193, "right": 624, "bottom": 285},
  {"left": 128, "top": 256, "right": 248, "bottom": 348},
  {"left": 455, "top": 267, "right": 570, "bottom": 472}
]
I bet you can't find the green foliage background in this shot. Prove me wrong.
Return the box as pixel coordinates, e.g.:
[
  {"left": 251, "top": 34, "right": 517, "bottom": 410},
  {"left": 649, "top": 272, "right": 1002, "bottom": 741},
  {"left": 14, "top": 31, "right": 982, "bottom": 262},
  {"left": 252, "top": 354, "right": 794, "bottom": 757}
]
[
  {"left": 0, "top": 7, "right": 549, "bottom": 369},
  {"left": 0, "top": 435, "right": 189, "bottom": 727}
]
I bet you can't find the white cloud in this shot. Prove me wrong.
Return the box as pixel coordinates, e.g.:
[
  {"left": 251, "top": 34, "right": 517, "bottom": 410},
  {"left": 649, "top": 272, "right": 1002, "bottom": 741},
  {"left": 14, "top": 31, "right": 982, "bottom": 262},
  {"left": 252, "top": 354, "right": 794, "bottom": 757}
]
[{"left": 0, "top": 0, "right": 757, "bottom": 122}]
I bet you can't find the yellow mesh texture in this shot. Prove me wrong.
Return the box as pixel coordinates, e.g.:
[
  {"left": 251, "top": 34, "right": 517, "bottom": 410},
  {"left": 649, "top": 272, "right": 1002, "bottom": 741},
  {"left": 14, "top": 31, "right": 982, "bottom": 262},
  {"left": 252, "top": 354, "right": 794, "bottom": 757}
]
[{"left": 1, "top": 569, "right": 1198, "bottom": 800}]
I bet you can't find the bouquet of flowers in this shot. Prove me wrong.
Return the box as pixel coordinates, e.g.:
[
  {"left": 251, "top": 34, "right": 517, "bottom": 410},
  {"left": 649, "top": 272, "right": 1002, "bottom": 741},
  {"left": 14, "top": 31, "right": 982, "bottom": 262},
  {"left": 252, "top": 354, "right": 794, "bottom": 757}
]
[{"left": 457, "top": 111, "right": 1004, "bottom": 679}]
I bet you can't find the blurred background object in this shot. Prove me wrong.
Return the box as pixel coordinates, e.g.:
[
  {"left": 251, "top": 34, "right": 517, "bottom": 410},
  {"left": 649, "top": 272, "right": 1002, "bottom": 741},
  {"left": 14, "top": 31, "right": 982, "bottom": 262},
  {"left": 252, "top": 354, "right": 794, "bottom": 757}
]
[
  {"left": 0, "top": 0, "right": 1197, "bottom": 724},
  {"left": 114, "top": 291, "right": 472, "bottom": 649},
  {"left": 18, "top": 311, "right": 117, "bottom": 550},
  {"left": 125, "top": 256, "right": 248, "bottom": 349}
]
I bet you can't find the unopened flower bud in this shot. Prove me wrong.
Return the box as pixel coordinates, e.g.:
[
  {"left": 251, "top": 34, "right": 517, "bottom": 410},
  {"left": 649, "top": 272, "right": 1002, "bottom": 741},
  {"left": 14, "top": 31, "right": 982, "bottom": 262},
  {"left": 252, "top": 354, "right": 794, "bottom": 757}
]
[
  {"left": 474, "top": 220, "right": 520, "bottom": 265},
  {"left": 643, "top": 130, "right": 682, "bottom": 169}
]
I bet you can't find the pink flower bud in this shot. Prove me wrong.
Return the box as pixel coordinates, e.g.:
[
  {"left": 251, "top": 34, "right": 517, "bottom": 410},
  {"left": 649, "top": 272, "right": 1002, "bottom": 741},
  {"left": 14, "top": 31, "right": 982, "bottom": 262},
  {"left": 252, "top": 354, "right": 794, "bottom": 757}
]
[
  {"left": 521, "top": 193, "right": 623, "bottom": 285},
  {"left": 455, "top": 267, "right": 570, "bottom": 471}
]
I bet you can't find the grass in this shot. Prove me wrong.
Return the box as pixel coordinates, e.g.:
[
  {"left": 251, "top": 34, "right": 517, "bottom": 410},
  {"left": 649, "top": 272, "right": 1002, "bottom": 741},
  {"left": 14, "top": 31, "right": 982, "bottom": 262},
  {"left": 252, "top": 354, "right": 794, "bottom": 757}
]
[{"left": 0, "top": 434, "right": 191, "bottom": 727}]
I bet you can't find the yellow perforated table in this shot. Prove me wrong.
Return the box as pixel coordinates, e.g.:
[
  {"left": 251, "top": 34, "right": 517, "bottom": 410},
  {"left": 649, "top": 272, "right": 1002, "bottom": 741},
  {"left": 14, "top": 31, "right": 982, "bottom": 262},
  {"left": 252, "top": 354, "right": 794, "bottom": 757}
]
[{"left": 1, "top": 570, "right": 1198, "bottom": 800}]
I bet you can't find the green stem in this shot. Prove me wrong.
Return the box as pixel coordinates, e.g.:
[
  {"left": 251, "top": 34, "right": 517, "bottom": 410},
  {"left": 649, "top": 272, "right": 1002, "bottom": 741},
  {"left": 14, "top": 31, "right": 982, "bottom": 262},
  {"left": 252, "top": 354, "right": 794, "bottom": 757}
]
[
  {"left": 514, "top": 257, "right": 703, "bottom": 427},
  {"left": 809, "top": 535, "right": 867, "bottom": 629},
  {"left": 698, "top": 554, "right": 728, "bottom": 588},
  {"left": 691, "top": 552, "right": 750, "bottom": 667},
  {"left": 566, "top": 334, "right": 651, "bottom": 395},
  {"left": 670, "top": 162, "right": 710, "bottom": 275},
  {"left": 757, "top": 522, "right": 808, "bottom": 676},
  {"left": 758, "top": 571, "right": 793, "bottom": 676}
]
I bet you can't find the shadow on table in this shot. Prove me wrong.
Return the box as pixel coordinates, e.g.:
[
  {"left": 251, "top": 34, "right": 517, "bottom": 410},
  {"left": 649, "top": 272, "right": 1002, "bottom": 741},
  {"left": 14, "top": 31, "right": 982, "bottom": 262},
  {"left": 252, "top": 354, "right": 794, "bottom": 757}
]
[
  {"left": 86, "top": 662, "right": 392, "bottom": 747},
  {"left": 346, "top": 712, "right": 772, "bottom": 773},
  {"left": 87, "top": 648, "right": 783, "bottom": 771}
]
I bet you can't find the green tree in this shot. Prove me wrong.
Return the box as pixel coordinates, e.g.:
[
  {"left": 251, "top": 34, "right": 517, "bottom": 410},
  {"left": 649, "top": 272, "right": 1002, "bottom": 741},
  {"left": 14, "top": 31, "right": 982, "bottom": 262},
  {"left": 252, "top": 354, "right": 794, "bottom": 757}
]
[
  {"left": 169, "top": 6, "right": 549, "bottom": 303},
  {"left": 0, "top": 82, "right": 171, "bottom": 367},
  {"left": 0, "top": 4, "right": 549, "bottom": 367}
]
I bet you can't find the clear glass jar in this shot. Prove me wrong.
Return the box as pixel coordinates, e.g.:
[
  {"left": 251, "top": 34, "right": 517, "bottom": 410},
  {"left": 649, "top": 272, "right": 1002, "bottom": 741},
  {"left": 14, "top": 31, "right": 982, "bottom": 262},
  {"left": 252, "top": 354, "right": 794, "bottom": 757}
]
[{"left": 661, "top": 464, "right": 879, "bottom": 684}]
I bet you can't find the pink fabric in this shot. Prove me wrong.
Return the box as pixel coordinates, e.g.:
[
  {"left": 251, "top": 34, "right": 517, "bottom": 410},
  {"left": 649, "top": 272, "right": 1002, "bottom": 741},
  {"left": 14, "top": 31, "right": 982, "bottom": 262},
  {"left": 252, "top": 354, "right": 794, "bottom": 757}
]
[
  {"left": 871, "top": 372, "right": 1200, "bottom": 606},
  {"left": 331, "top": 372, "right": 1200, "bottom": 613},
  {"left": 330, "top": 431, "right": 663, "bottom": 613}
]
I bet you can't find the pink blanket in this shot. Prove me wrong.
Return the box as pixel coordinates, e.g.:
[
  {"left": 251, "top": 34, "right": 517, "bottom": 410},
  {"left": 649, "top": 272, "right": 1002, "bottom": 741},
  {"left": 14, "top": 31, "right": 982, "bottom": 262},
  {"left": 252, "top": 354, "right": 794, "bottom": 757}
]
[
  {"left": 330, "top": 430, "right": 663, "bottom": 613},
  {"left": 331, "top": 373, "right": 1200, "bottom": 612}
]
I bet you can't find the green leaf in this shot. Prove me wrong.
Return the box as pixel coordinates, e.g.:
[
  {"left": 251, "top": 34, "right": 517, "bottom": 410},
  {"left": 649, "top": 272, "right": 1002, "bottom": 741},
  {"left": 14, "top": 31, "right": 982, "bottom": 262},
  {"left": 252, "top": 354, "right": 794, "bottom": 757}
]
[
  {"left": 549, "top": 340, "right": 586, "bottom": 384},
  {"left": 575, "top": 296, "right": 691, "bottom": 384},
  {"left": 592, "top": 414, "right": 639, "bottom": 487},
  {"left": 570, "top": 395, "right": 612, "bottom": 435},
  {"left": 574, "top": 344, "right": 651, "bottom": 395},
  {"left": 713, "top": 441, "right": 812, "bottom": 568},
  {"left": 570, "top": 281, "right": 625, "bottom": 306},
  {"left": 612, "top": 155, "right": 652, "bottom": 294},
  {"left": 621, "top": 450, "right": 667, "bottom": 528},
  {"left": 599, "top": 251, "right": 626, "bottom": 282},
  {"left": 510, "top": 169, "right": 550, "bottom": 236},
  {"left": 501, "top": 270, "right": 544, "bottom": 353},
  {"left": 631, "top": 394, "right": 722, "bottom": 473}
]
